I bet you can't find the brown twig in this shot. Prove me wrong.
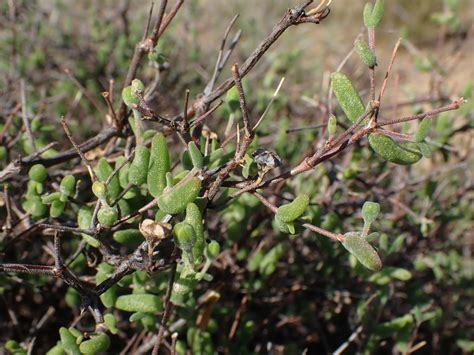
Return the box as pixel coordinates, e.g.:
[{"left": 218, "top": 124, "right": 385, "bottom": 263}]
[
  {"left": 3, "top": 184, "right": 13, "bottom": 232},
  {"left": 158, "top": 0, "right": 185, "bottom": 37},
  {"left": 253, "top": 192, "right": 343, "bottom": 241},
  {"left": 207, "top": 64, "right": 254, "bottom": 200},
  {"left": 378, "top": 38, "right": 402, "bottom": 106},
  {"left": 204, "top": 14, "right": 241, "bottom": 96},
  {"left": 64, "top": 68, "right": 106, "bottom": 117},
  {"left": 117, "top": 0, "right": 172, "bottom": 127},
  {"left": 176, "top": 1, "right": 329, "bottom": 125},
  {"left": 152, "top": 262, "right": 177, "bottom": 355},
  {"left": 20, "top": 79, "right": 36, "bottom": 153},
  {"left": 377, "top": 99, "right": 465, "bottom": 127},
  {"left": 60, "top": 117, "right": 98, "bottom": 181},
  {"left": 101, "top": 91, "right": 119, "bottom": 128}
]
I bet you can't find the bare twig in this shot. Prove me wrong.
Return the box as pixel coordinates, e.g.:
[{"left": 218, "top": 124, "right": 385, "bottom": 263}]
[
  {"left": 377, "top": 99, "right": 465, "bottom": 127},
  {"left": 253, "top": 192, "right": 343, "bottom": 241},
  {"left": 64, "top": 69, "right": 106, "bottom": 117},
  {"left": 378, "top": 38, "right": 402, "bottom": 106},
  {"left": 20, "top": 79, "right": 36, "bottom": 153},
  {"left": 207, "top": 64, "right": 254, "bottom": 200},
  {"left": 176, "top": 1, "right": 329, "bottom": 125},
  {"left": 117, "top": 0, "right": 173, "bottom": 127},
  {"left": 204, "top": 14, "right": 241, "bottom": 96},
  {"left": 101, "top": 91, "right": 119, "bottom": 128},
  {"left": 158, "top": 0, "right": 185, "bottom": 37},
  {"left": 60, "top": 117, "right": 97, "bottom": 181},
  {"left": 152, "top": 263, "right": 177, "bottom": 355}
]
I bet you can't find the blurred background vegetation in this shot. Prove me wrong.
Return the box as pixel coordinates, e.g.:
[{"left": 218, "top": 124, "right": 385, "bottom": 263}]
[{"left": 0, "top": 0, "right": 473, "bottom": 354}]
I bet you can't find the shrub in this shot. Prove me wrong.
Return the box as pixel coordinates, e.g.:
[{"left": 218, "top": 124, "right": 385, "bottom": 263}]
[{"left": 0, "top": 0, "right": 472, "bottom": 353}]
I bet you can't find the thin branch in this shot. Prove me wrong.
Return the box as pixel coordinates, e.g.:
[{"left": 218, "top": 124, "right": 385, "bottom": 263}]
[
  {"left": 207, "top": 64, "right": 255, "bottom": 200},
  {"left": 101, "top": 91, "right": 119, "bottom": 128},
  {"left": 152, "top": 263, "right": 177, "bottom": 355},
  {"left": 183, "top": 89, "right": 190, "bottom": 125},
  {"left": 232, "top": 64, "right": 251, "bottom": 136},
  {"left": 38, "top": 223, "right": 95, "bottom": 236},
  {"left": 117, "top": 0, "right": 174, "bottom": 127},
  {"left": 205, "top": 14, "right": 240, "bottom": 96},
  {"left": 158, "top": 0, "right": 185, "bottom": 37},
  {"left": 377, "top": 99, "right": 465, "bottom": 127},
  {"left": 112, "top": 198, "right": 158, "bottom": 227},
  {"left": 64, "top": 69, "right": 106, "bottom": 117},
  {"left": 143, "top": 2, "right": 155, "bottom": 40},
  {"left": 253, "top": 192, "right": 343, "bottom": 241},
  {"left": 175, "top": 1, "right": 329, "bottom": 124},
  {"left": 60, "top": 117, "right": 98, "bottom": 181},
  {"left": 150, "top": 0, "right": 169, "bottom": 45},
  {"left": 3, "top": 184, "right": 13, "bottom": 232},
  {"left": 190, "top": 101, "right": 223, "bottom": 129},
  {"left": 378, "top": 38, "right": 402, "bottom": 105},
  {"left": 253, "top": 77, "right": 286, "bottom": 132},
  {"left": 20, "top": 79, "right": 36, "bottom": 153}
]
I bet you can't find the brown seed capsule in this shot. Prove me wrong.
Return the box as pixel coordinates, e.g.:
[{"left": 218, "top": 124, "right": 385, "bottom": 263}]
[{"left": 139, "top": 219, "right": 172, "bottom": 256}]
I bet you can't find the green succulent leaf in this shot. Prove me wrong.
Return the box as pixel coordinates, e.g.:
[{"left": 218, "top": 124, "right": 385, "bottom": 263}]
[
  {"left": 362, "top": 201, "right": 380, "bottom": 225},
  {"left": 122, "top": 86, "right": 140, "bottom": 107},
  {"left": 225, "top": 86, "right": 240, "bottom": 113},
  {"left": 115, "top": 294, "right": 163, "bottom": 313},
  {"left": 342, "top": 232, "right": 382, "bottom": 271},
  {"left": 42, "top": 191, "right": 62, "bottom": 204},
  {"left": 94, "top": 158, "right": 120, "bottom": 200},
  {"left": 327, "top": 114, "right": 337, "bottom": 136},
  {"left": 78, "top": 333, "right": 110, "bottom": 354},
  {"left": 185, "top": 202, "right": 205, "bottom": 264},
  {"left": 97, "top": 206, "right": 118, "bottom": 227},
  {"left": 355, "top": 37, "right": 377, "bottom": 68},
  {"left": 131, "top": 79, "right": 145, "bottom": 94},
  {"left": 59, "top": 327, "right": 81, "bottom": 355},
  {"left": 206, "top": 240, "right": 221, "bottom": 259},
  {"left": 415, "top": 118, "right": 432, "bottom": 142},
  {"left": 147, "top": 132, "right": 171, "bottom": 198},
  {"left": 187, "top": 141, "right": 204, "bottom": 169},
  {"left": 274, "top": 214, "right": 297, "bottom": 235},
  {"left": 170, "top": 267, "right": 197, "bottom": 306},
  {"left": 113, "top": 229, "right": 142, "bottom": 248},
  {"left": 331, "top": 72, "right": 366, "bottom": 123},
  {"left": 364, "top": 0, "right": 384, "bottom": 28},
  {"left": 128, "top": 146, "right": 150, "bottom": 186},
  {"left": 29, "top": 164, "right": 48, "bottom": 183},
  {"left": 276, "top": 194, "right": 310, "bottom": 223},
  {"left": 50, "top": 199, "right": 66, "bottom": 218},
  {"left": 368, "top": 133, "right": 422, "bottom": 165},
  {"left": 59, "top": 175, "right": 76, "bottom": 200},
  {"left": 157, "top": 176, "right": 201, "bottom": 215}
]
